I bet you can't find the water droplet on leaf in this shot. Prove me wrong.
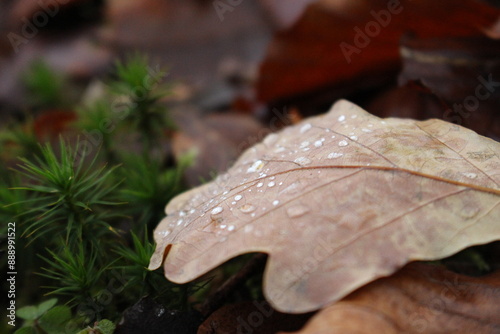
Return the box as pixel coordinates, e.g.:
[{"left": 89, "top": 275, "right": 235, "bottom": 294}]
[
  {"left": 247, "top": 160, "right": 265, "bottom": 173},
  {"left": 300, "top": 141, "right": 310, "bottom": 149},
  {"left": 300, "top": 123, "right": 312, "bottom": 133},
  {"left": 263, "top": 133, "right": 279, "bottom": 146},
  {"left": 286, "top": 205, "right": 311, "bottom": 218},
  {"left": 211, "top": 207, "right": 223, "bottom": 215},
  {"left": 328, "top": 152, "right": 343, "bottom": 159},
  {"left": 338, "top": 140, "right": 348, "bottom": 147},
  {"left": 239, "top": 204, "right": 256, "bottom": 213},
  {"left": 294, "top": 157, "right": 312, "bottom": 166},
  {"left": 462, "top": 172, "right": 477, "bottom": 179}
]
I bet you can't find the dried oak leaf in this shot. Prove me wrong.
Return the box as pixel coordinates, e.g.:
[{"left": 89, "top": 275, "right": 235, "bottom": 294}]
[
  {"left": 149, "top": 100, "right": 500, "bottom": 313},
  {"left": 284, "top": 262, "right": 500, "bottom": 334}
]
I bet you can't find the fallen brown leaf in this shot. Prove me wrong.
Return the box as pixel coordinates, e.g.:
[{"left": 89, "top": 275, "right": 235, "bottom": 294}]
[
  {"left": 149, "top": 100, "right": 500, "bottom": 313},
  {"left": 198, "top": 301, "right": 312, "bottom": 334},
  {"left": 256, "top": 0, "right": 500, "bottom": 107},
  {"left": 369, "top": 35, "right": 500, "bottom": 140},
  {"left": 283, "top": 262, "right": 500, "bottom": 334}
]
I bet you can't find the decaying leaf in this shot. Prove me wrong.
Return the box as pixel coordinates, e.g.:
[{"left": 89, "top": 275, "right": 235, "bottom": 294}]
[
  {"left": 256, "top": 0, "right": 500, "bottom": 107},
  {"left": 197, "top": 301, "right": 312, "bottom": 334},
  {"left": 149, "top": 100, "right": 500, "bottom": 313},
  {"left": 368, "top": 35, "right": 500, "bottom": 140},
  {"left": 285, "top": 262, "right": 500, "bottom": 334}
]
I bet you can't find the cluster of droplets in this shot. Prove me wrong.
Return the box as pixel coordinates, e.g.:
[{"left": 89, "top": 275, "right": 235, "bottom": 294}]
[
  {"left": 324, "top": 113, "right": 378, "bottom": 164},
  {"left": 154, "top": 205, "right": 199, "bottom": 240},
  {"left": 179, "top": 166, "right": 292, "bottom": 241},
  {"left": 157, "top": 110, "right": 384, "bottom": 244},
  {"left": 290, "top": 114, "right": 371, "bottom": 165},
  {"left": 244, "top": 114, "right": 374, "bottom": 171}
]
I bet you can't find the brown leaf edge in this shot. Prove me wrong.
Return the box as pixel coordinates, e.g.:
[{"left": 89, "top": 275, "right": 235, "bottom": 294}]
[{"left": 284, "top": 262, "right": 500, "bottom": 334}]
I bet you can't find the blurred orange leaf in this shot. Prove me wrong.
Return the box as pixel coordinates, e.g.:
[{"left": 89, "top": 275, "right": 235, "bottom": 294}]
[{"left": 256, "top": 0, "right": 500, "bottom": 104}]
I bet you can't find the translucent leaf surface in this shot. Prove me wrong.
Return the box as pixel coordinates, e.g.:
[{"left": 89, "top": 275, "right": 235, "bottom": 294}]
[{"left": 150, "top": 100, "right": 500, "bottom": 313}]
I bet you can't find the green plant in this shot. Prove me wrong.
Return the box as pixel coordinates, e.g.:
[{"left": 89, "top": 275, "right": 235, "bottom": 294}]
[
  {"left": 23, "top": 61, "right": 67, "bottom": 109},
  {"left": 108, "top": 54, "right": 175, "bottom": 151},
  {"left": 119, "top": 152, "right": 192, "bottom": 230},
  {"left": 2, "top": 137, "right": 198, "bottom": 326},
  {"left": 13, "top": 140, "right": 122, "bottom": 246},
  {"left": 14, "top": 298, "right": 72, "bottom": 334},
  {"left": 0, "top": 119, "right": 42, "bottom": 161},
  {"left": 0, "top": 175, "right": 27, "bottom": 229},
  {"left": 76, "top": 319, "right": 115, "bottom": 334},
  {"left": 114, "top": 231, "right": 171, "bottom": 299},
  {"left": 39, "top": 244, "right": 113, "bottom": 307},
  {"left": 0, "top": 53, "right": 232, "bottom": 333},
  {"left": 77, "top": 100, "right": 117, "bottom": 163}
]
